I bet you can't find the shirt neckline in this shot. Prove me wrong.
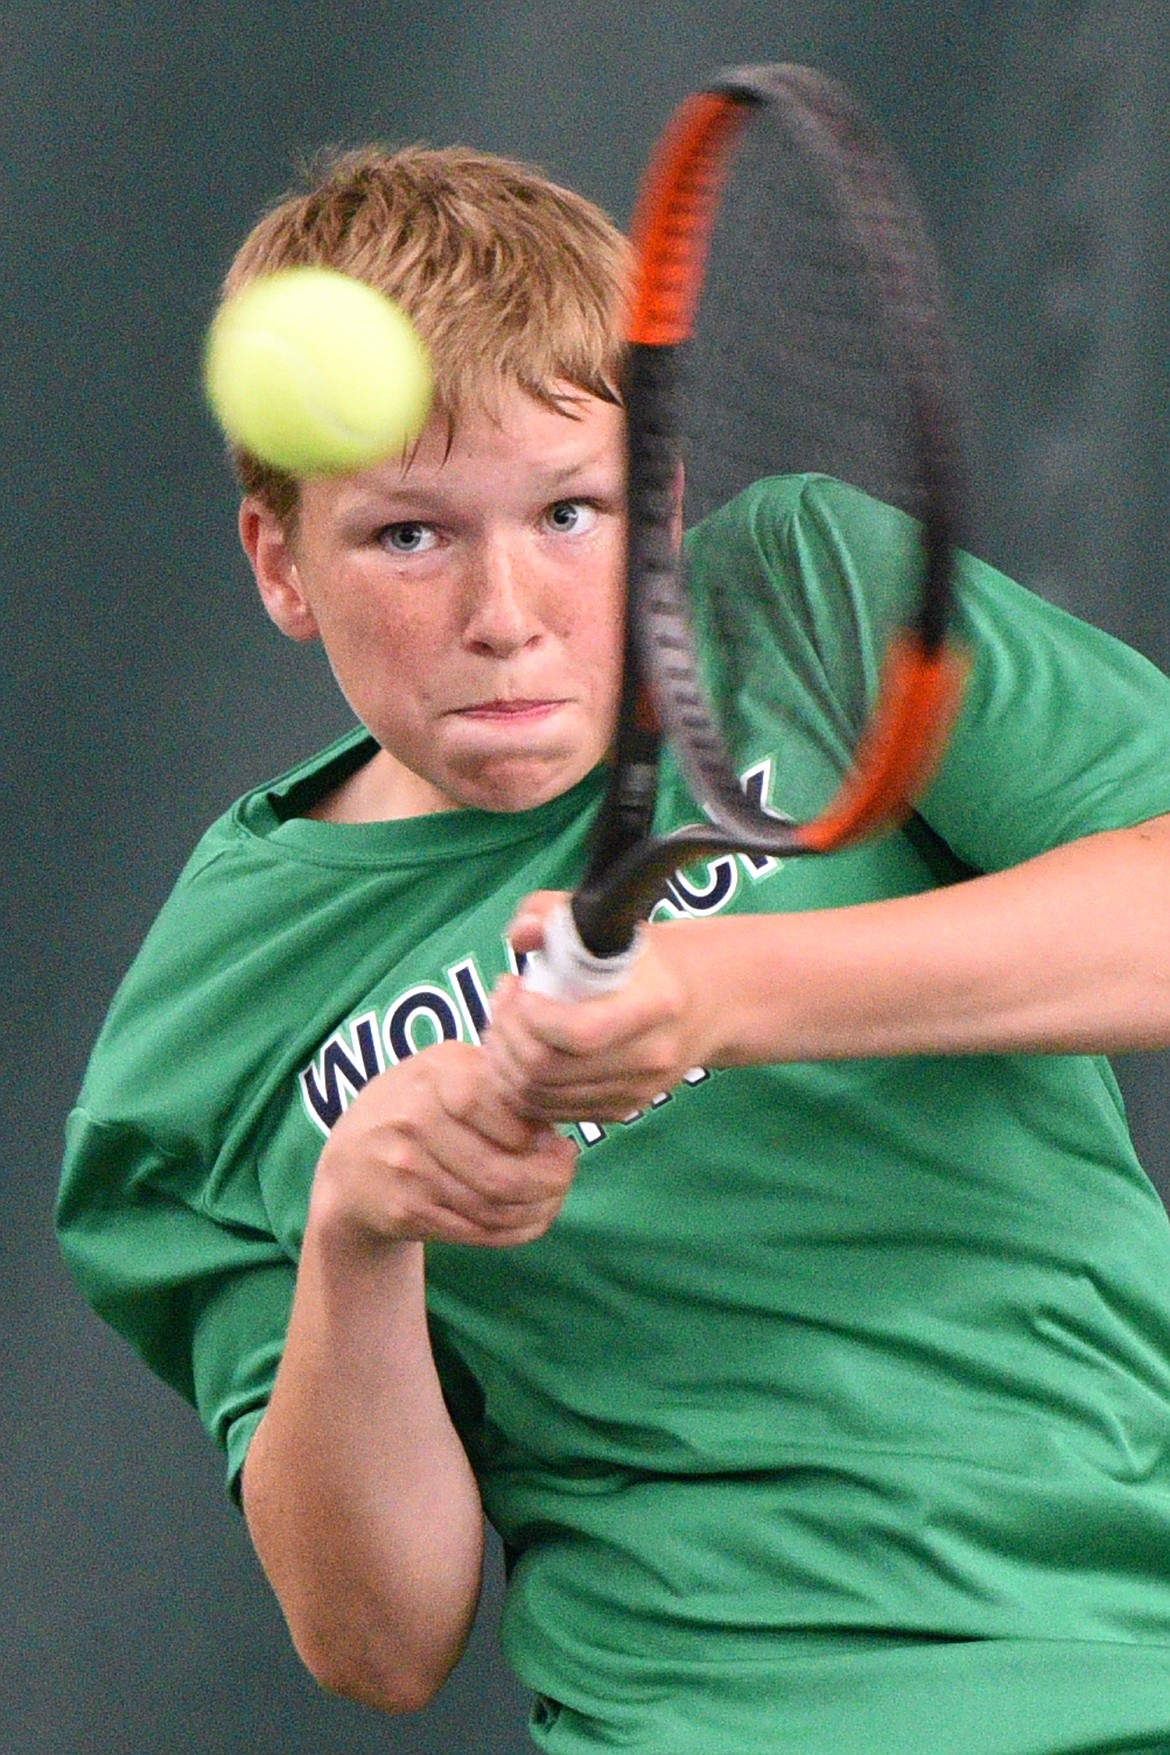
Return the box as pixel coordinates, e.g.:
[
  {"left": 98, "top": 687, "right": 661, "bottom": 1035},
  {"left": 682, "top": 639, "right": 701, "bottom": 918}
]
[{"left": 233, "top": 728, "right": 610, "bottom": 869}]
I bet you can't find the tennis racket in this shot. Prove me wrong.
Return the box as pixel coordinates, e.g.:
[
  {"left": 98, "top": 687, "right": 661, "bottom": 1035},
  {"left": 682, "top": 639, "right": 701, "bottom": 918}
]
[{"left": 525, "top": 63, "right": 968, "bottom": 999}]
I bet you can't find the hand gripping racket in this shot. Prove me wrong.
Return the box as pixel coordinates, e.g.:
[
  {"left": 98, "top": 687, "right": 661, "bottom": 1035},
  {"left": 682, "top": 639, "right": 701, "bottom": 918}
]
[{"left": 525, "top": 64, "right": 968, "bottom": 999}]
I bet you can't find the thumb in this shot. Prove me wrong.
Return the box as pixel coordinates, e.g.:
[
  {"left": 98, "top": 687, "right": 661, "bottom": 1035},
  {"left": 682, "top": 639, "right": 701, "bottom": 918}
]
[{"left": 507, "top": 889, "right": 568, "bottom": 955}]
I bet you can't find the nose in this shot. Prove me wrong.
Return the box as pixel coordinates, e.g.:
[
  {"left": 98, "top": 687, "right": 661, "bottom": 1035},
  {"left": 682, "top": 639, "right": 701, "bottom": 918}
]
[{"left": 461, "top": 534, "right": 545, "bottom": 658}]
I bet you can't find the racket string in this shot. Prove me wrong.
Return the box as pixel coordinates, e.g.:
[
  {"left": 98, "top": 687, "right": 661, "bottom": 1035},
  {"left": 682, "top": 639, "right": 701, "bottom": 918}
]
[{"left": 576, "top": 64, "right": 967, "bottom": 951}]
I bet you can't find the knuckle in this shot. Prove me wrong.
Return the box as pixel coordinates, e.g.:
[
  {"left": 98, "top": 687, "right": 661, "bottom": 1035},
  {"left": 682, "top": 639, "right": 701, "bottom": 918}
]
[
  {"left": 540, "top": 1141, "right": 579, "bottom": 1191},
  {"left": 471, "top": 1160, "right": 518, "bottom": 1206},
  {"left": 643, "top": 1040, "right": 678, "bottom": 1081},
  {"left": 385, "top": 1106, "right": 424, "bottom": 1147},
  {"left": 503, "top": 1202, "right": 564, "bottom": 1248},
  {"left": 570, "top": 1014, "right": 610, "bottom": 1057},
  {"left": 511, "top": 1033, "right": 551, "bottom": 1077},
  {"left": 441, "top": 1079, "right": 478, "bottom": 1124},
  {"left": 657, "top": 976, "right": 687, "bottom": 1020}
]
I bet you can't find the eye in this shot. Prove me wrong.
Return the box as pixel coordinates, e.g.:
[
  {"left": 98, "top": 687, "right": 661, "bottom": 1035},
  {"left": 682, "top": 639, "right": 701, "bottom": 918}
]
[
  {"left": 379, "top": 521, "right": 438, "bottom": 555},
  {"left": 543, "top": 499, "right": 600, "bottom": 537}
]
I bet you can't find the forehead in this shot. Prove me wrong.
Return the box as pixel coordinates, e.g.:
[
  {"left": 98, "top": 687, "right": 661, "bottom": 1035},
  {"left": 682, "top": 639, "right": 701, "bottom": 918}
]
[{"left": 301, "top": 386, "right": 625, "bottom": 525}]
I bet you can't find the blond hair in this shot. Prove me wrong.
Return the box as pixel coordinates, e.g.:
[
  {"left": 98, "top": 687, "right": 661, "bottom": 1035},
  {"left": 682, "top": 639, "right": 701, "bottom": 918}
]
[{"left": 219, "top": 145, "right": 631, "bottom": 522}]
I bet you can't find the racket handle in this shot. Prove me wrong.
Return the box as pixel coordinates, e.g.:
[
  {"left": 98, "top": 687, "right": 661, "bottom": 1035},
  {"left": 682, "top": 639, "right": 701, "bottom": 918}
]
[{"left": 521, "top": 901, "right": 642, "bottom": 1000}]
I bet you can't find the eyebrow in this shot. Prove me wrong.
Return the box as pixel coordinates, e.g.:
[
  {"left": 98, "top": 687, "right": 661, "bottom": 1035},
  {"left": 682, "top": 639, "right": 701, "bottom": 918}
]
[
  {"left": 340, "top": 450, "right": 622, "bottom": 518},
  {"left": 538, "top": 450, "right": 622, "bottom": 486}
]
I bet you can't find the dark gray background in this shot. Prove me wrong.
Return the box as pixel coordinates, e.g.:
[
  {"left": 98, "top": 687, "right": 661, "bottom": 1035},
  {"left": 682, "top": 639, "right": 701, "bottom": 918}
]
[{"left": 6, "top": 3, "right": 1168, "bottom": 1750}]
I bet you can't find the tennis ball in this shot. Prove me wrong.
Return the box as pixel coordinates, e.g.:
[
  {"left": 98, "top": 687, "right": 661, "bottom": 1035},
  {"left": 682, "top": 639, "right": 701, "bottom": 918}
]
[{"left": 204, "top": 266, "right": 434, "bottom": 475}]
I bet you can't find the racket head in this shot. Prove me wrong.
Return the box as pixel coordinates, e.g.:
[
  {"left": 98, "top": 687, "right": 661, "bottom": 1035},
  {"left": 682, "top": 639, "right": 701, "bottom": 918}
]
[{"left": 573, "top": 64, "right": 968, "bottom": 956}]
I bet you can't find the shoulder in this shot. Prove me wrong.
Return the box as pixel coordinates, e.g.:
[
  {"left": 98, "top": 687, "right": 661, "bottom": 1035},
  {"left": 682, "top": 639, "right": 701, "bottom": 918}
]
[
  {"left": 686, "top": 473, "right": 915, "bottom": 556},
  {"left": 685, "top": 474, "right": 921, "bottom": 628},
  {"left": 75, "top": 727, "right": 376, "bottom": 1136},
  {"left": 682, "top": 475, "right": 925, "bottom": 711}
]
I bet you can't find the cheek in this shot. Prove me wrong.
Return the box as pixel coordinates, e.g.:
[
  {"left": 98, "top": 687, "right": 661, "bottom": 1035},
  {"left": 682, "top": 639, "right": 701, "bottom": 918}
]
[
  {"left": 316, "top": 597, "right": 441, "bottom": 724},
  {"left": 595, "top": 616, "right": 626, "bottom": 688},
  {"left": 597, "top": 583, "right": 628, "bottom": 687},
  {"left": 573, "top": 548, "right": 626, "bottom": 666},
  {"left": 334, "top": 588, "right": 436, "bottom": 670}
]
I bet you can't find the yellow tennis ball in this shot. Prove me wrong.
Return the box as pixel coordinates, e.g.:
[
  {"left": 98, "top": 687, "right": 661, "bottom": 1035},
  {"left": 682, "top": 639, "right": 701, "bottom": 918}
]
[{"left": 204, "top": 266, "right": 434, "bottom": 475}]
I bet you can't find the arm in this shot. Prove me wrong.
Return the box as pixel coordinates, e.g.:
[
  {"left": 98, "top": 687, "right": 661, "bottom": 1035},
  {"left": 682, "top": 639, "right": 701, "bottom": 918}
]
[
  {"left": 486, "top": 813, "right": 1170, "bottom": 1121},
  {"left": 242, "top": 1042, "right": 577, "bottom": 1712}
]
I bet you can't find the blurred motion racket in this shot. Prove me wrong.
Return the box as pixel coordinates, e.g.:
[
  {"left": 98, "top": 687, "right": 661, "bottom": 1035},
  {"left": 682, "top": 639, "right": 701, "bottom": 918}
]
[{"left": 526, "top": 63, "right": 968, "bottom": 998}]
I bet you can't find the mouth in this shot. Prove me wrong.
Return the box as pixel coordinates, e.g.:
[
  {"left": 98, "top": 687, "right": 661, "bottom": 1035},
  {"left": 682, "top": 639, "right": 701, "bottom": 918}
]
[{"left": 451, "top": 698, "right": 565, "bottom": 722}]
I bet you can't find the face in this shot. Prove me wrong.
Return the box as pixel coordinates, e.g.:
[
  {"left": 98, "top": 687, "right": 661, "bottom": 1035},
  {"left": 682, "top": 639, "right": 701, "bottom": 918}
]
[{"left": 243, "top": 386, "right": 626, "bottom": 819}]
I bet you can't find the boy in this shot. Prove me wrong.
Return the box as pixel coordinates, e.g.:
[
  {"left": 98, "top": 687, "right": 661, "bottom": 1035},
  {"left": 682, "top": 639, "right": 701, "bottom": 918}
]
[{"left": 59, "top": 145, "right": 1170, "bottom": 1753}]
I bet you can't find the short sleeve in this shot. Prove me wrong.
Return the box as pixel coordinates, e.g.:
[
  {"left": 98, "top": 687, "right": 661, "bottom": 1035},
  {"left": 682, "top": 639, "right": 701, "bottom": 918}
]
[
  {"left": 773, "top": 478, "right": 1170, "bottom": 870},
  {"left": 57, "top": 1108, "right": 295, "bottom": 1501},
  {"left": 918, "top": 556, "right": 1170, "bottom": 868}
]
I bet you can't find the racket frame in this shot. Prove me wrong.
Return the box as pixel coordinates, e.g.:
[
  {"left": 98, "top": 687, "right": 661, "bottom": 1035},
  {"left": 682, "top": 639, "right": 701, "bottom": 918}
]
[{"left": 560, "top": 65, "right": 970, "bottom": 967}]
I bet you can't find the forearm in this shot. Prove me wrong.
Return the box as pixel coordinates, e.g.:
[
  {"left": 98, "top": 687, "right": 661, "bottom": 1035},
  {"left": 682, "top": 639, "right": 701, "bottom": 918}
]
[
  {"left": 677, "top": 815, "right": 1170, "bottom": 1065},
  {"left": 242, "top": 1196, "right": 483, "bottom": 1713}
]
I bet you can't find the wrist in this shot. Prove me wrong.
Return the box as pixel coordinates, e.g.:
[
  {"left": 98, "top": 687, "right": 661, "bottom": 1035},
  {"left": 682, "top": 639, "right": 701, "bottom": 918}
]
[
  {"left": 307, "top": 1144, "right": 421, "bottom": 1271},
  {"left": 650, "top": 917, "right": 735, "bottom": 1068}
]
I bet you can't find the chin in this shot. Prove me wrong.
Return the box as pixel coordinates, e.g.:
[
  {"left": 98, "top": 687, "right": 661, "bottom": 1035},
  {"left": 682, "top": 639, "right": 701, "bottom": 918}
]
[{"left": 453, "top": 756, "right": 588, "bottom": 814}]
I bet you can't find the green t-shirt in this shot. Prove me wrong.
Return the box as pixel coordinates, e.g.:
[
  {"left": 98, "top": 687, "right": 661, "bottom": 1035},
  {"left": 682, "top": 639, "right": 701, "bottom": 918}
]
[{"left": 58, "top": 478, "right": 1170, "bottom": 1752}]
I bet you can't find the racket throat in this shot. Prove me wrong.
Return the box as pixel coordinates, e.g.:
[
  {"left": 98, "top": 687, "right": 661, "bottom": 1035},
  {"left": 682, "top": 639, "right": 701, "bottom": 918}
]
[{"left": 587, "top": 745, "right": 661, "bottom": 885}]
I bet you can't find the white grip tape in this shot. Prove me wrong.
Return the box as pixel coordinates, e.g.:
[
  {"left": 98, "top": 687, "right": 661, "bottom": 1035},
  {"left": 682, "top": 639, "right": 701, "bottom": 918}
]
[{"left": 521, "top": 901, "right": 642, "bottom": 1000}]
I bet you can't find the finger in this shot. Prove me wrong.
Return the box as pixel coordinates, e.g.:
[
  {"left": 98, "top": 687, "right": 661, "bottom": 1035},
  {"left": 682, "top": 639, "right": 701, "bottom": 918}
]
[
  {"left": 505, "top": 982, "right": 680, "bottom": 1060},
  {"left": 394, "top": 1178, "right": 570, "bottom": 1248},
  {"left": 506, "top": 890, "right": 569, "bottom": 956},
  {"left": 371, "top": 1051, "right": 575, "bottom": 1191},
  {"left": 381, "top": 1123, "right": 578, "bottom": 1242},
  {"left": 479, "top": 1048, "right": 677, "bottom": 1120},
  {"left": 430, "top": 1043, "right": 551, "bottom": 1151},
  {"left": 499, "top": 1084, "right": 664, "bottom": 1125},
  {"left": 414, "top": 1107, "right": 578, "bottom": 1210},
  {"left": 485, "top": 1021, "right": 667, "bottom": 1119},
  {"left": 488, "top": 967, "right": 625, "bottom": 1086},
  {"left": 490, "top": 998, "right": 684, "bottom": 1096},
  {"left": 481, "top": 986, "right": 583, "bottom": 1112},
  {"left": 480, "top": 1009, "right": 543, "bottom": 1101},
  {"left": 433, "top": 1197, "right": 570, "bottom": 1250}
]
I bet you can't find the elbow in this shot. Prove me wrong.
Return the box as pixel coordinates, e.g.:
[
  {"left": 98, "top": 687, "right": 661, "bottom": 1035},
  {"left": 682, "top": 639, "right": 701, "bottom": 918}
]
[
  {"left": 294, "top": 1624, "right": 456, "bottom": 1715},
  {"left": 287, "top": 1593, "right": 470, "bottom": 1712},
  {"left": 239, "top": 1432, "right": 483, "bottom": 1716}
]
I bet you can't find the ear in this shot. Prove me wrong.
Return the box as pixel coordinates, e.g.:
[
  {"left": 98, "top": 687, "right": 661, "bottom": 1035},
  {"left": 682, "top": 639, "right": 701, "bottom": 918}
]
[{"left": 239, "top": 498, "right": 320, "bottom": 643}]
